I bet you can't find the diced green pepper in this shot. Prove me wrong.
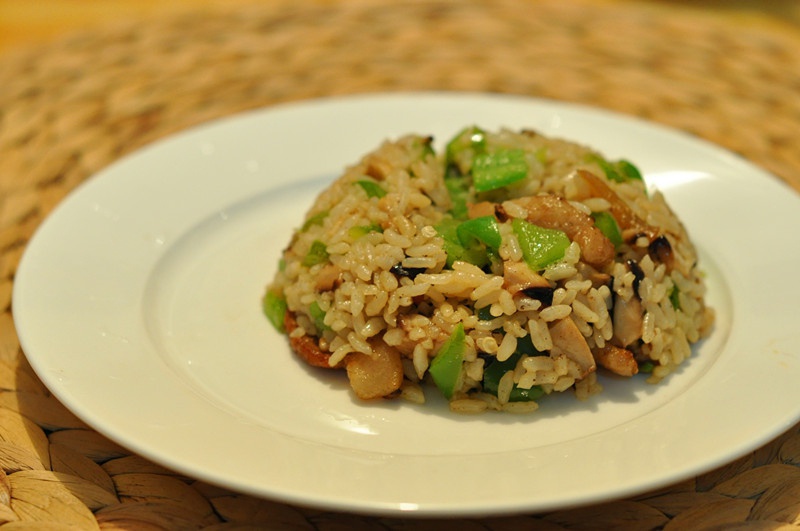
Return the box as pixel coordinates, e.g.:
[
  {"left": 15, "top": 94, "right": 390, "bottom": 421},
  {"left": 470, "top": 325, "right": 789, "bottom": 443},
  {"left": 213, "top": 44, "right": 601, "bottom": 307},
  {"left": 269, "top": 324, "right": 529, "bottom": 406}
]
[
  {"left": 588, "top": 154, "right": 622, "bottom": 183},
  {"left": 263, "top": 290, "right": 288, "bottom": 333},
  {"left": 302, "top": 240, "right": 329, "bottom": 267},
  {"left": 482, "top": 351, "right": 545, "bottom": 402},
  {"left": 456, "top": 215, "right": 502, "bottom": 252},
  {"left": 445, "top": 126, "right": 487, "bottom": 165},
  {"left": 355, "top": 179, "right": 387, "bottom": 198},
  {"left": 617, "top": 159, "right": 644, "bottom": 183},
  {"left": 444, "top": 126, "right": 487, "bottom": 216},
  {"left": 436, "top": 217, "right": 490, "bottom": 268},
  {"left": 309, "top": 301, "right": 330, "bottom": 332},
  {"left": 512, "top": 218, "right": 571, "bottom": 271},
  {"left": 444, "top": 175, "right": 471, "bottom": 220},
  {"left": 429, "top": 323, "right": 466, "bottom": 399},
  {"left": 301, "top": 210, "right": 328, "bottom": 231},
  {"left": 592, "top": 211, "right": 623, "bottom": 248},
  {"left": 348, "top": 223, "right": 383, "bottom": 240},
  {"left": 587, "top": 154, "right": 644, "bottom": 185},
  {"left": 472, "top": 149, "right": 528, "bottom": 192}
]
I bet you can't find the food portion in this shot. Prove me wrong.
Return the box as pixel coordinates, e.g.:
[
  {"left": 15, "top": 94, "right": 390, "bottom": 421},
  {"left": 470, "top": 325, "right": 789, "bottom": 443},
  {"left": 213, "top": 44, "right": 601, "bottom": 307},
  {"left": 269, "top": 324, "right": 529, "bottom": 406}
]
[{"left": 264, "top": 127, "right": 714, "bottom": 413}]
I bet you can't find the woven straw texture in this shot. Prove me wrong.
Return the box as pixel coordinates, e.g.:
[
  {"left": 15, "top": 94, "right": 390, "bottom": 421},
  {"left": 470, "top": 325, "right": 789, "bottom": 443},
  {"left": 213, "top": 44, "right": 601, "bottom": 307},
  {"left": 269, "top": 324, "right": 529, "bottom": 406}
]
[{"left": 2, "top": 0, "right": 800, "bottom": 528}]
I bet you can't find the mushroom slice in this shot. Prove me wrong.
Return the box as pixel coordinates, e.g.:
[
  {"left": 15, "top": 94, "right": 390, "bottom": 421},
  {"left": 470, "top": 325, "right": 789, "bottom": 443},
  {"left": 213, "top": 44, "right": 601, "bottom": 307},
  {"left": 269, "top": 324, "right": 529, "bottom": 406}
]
[
  {"left": 612, "top": 295, "right": 643, "bottom": 348},
  {"left": 549, "top": 317, "right": 596, "bottom": 378},
  {"left": 503, "top": 261, "right": 551, "bottom": 295}
]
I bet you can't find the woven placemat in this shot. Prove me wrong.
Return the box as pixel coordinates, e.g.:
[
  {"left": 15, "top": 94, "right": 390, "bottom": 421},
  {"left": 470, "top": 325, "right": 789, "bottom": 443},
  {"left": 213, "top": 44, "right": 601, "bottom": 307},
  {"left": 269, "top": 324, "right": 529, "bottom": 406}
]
[{"left": 2, "top": 0, "right": 800, "bottom": 528}]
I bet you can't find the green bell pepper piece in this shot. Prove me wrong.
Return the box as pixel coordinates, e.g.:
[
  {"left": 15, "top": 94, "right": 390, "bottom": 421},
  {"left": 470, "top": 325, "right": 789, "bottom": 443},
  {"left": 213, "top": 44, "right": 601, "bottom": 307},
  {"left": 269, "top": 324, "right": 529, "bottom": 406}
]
[
  {"left": 472, "top": 149, "right": 528, "bottom": 192},
  {"left": 263, "top": 290, "right": 288, "bottom": 333},
  {"left": 592, "top": 211, "right": 623, "bottom": 248},
  {"left": 588, "top": 154, "right": 644, "bottom": 185},
  {"left": 436, "top": 217, "right": 490, "bottom": 268},
  {"left": 512, "top": 218, "right": 570, "bottom": 271},
  {"left": 429, "top": 323, "right": 466, "bottom": 399},
  {"left": 444, "top": 175, "right": 471, "bottom": 220},
  {"left": 617, "top": 159, "right": 644, "bottom": 183},
  {"left": 445, "top": 126, "right": 487, "bottom": 165},
  {"left": 482, "top": 351, "right": 545, "bottom": 402},
  {"left": 456, "top": 215, "right": 502, "bottom": 252}
]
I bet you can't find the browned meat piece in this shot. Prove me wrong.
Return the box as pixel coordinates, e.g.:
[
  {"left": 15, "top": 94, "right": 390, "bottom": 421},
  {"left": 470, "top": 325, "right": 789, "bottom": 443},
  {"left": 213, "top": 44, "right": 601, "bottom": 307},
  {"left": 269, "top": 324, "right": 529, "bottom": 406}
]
[
  {"left": 575, "top": 169, "right": 676, "bottom": 269},
  {"left": 467, "top": 201, "right": 497, "bottom": 219},
  {"left": 574, "top": 170, "right": 659, "bottom": 243},
  {"left": 285, "top": 312, "right": 403, "bottom": 399},
  {"left": 593, "top": 345, "right": 639, "bottom": 377},
  {"left": 345, "top": 340, "right": 404, "bottom": 400},
  {"left": 284, "top": 311, "right": 341, "bottom": 369}
]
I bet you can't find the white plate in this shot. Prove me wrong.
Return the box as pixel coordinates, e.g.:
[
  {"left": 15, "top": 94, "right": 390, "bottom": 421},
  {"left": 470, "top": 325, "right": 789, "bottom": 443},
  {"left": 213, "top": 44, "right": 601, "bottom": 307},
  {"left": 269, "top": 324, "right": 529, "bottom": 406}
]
[{"left": 13, "top": 93, "right": 800, "bottom": 517}]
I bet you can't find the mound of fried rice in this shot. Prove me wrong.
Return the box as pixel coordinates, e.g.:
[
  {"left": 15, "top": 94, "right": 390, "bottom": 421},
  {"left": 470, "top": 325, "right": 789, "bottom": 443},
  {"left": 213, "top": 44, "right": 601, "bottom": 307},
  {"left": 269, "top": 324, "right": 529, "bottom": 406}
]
[{"left": 264, "top": 127, "right": 714, "bottom": 413}]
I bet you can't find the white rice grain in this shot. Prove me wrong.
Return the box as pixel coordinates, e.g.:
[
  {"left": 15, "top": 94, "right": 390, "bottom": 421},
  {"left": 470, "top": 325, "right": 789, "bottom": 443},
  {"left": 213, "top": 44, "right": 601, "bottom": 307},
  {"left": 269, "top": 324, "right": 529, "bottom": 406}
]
[
  {"left": 497, "top": 333, "right": 518, "bottom": 362},
  {"left": 497, "top": 370, "right": 515, "bottom": 404},
  {"left": 539, "top": 304, "right": 572, "bottom": 322},
  {"left": 528, "top": 318, "right": 553, "bottom": 351},
  {"left": 572, "top": 299, "right": 599, "bottom": 324}
]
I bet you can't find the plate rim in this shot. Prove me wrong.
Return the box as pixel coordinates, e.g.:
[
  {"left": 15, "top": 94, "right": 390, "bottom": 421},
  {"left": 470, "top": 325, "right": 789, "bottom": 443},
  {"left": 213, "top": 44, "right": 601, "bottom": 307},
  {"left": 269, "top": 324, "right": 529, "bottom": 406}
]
[{"left": 12, "top": 91, "right": 800, "bottom": 516}]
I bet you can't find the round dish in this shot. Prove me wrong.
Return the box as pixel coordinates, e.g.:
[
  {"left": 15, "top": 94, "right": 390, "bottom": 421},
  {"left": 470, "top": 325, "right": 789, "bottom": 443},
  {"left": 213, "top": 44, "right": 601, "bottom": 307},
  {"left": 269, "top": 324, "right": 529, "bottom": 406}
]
[{"left": 13, "top": 93, "right": 800, "bottom": 516}]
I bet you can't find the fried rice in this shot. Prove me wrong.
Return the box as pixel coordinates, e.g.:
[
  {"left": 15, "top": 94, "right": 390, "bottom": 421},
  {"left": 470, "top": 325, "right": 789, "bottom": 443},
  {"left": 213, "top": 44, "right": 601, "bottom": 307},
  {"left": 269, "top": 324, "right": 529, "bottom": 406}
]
[{"left": 264, "top": 127, "right": 715, "bottom": 413}]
